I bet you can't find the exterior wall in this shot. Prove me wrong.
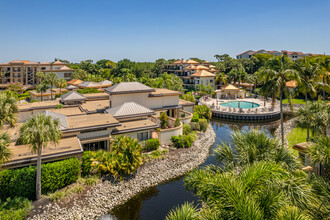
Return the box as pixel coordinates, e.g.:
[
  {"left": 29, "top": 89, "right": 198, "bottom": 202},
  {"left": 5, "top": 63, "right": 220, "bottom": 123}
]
[
  {"left": 113, "top": 130, "right": 152, "bottom": 141},
  {"left": 158, "top": 124, "right": 182, "bottom": 145},
  {"left": 110, "top": 93, "right": 149, "bottom": 108},
  {"left": 77, "top": 128, "right": 112, "bottom": 140},
  {"left": 183, "top": 105, "right": 194, "bottom": 113},
  {"left": 162, "top": 96, "right": 179, "bottom": 107},
  {"left": 194, "top": 77, "right": 215, "bottom": 89},
  {"left": 147, "top": 97, "right": 163, "bottom": 109}
]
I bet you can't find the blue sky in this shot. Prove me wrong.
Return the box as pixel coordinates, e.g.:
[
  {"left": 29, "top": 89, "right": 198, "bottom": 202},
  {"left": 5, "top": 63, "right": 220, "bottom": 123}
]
[{"left": 1, "top": 0, "right": 329, "bottom": 63}]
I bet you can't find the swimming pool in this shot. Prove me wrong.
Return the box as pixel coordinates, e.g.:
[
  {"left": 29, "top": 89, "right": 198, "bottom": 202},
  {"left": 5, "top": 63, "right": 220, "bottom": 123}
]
[{"left": 220, "top": 101, "right": 259, "bottom": 109}]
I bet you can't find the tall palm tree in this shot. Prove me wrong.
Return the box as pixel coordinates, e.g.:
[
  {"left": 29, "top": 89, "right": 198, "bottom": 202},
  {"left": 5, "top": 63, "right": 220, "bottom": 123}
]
[
  {"left": 56, "top": 78, "right": 67, "bottom": 95},
  {"left": 45, "top": 72, "right": 58, "bottom": 100},
  {"left": 36, "top": 82, "right": 48, "bottom": 102},
  {"left": 0, "top": 132, "right": 11, "bottom": 167},
  {"left": 307, "top": 136, "right": 330, "bottom": 179},
  {"left": 19, "top": 114, "right": 61, "bottom": 200},
  {"left": 0, "top": 92, "right": 17, "bottom": 128},
  {"left": 36, "top": 71, "right": 46, "bottom": 101},
  {"left": 295, "top": 57, "right": 323, "bottom": 103},
  {"left": 295, "top": 102, "right": 313, "bottom": 141},
  {"left": 260, "top": 55, "right": 298, "bottom": 146},
  {"left": 227, "top": 60, "right": 246, "bottom": 88}
]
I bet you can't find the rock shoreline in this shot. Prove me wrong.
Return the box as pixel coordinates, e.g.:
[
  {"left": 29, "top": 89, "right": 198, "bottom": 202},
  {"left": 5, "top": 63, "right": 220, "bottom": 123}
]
[
  {"left": 29, "top": 125, "right": 216, "bottom": 220},
  {"left": 274, "top": 117, "right": 296, "bottom": 148}
]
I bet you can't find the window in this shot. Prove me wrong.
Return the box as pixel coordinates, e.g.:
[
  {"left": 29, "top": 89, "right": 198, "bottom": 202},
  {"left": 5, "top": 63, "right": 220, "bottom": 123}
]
[
  {"left": 83, "top": 140, "right": 107, "bottom": 151},
  {"left": 210, "top": 80, "right": 213, "bottom": 83},
  {"left": 41, "top": 67, "right": 46, "bottom": 70},
  {"left": 64, "top": 72, "right": 71, "bottom": 77},
  {"left": 137, "top": 132, "right": 149, "bottom": 141}
]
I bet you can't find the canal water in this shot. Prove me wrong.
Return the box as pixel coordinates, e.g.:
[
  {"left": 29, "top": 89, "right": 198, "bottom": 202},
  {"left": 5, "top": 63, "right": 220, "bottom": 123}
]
[{"left": 102, "top": 118, "right": 281, "bottom": 220}]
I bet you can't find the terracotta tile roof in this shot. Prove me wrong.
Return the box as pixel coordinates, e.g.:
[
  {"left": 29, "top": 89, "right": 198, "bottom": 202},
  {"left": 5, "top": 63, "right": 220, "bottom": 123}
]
[
  {"left": 222, "top": 84, "right": 240, "bottom": 90},
  {"left": 67, "top": 79, "right": 83, "bottom": 85},
  {"left": 190, "top": 70, "right": 216, "bottom": 78},
  {"left": 183, "top": 59, "right": 199, "bottom": 64},
  {"left": 53, "top": 60, "right": 64, "bottom": 64},
  {"left": 173, "top": 59, "right": 186, "bottom": 64},
  {"left": 249, "top": 49, "right": 266, "bottom": 55},
  {"left": 195, "top": 65, "right": 210, "bottom": 70},
  {"left": 236, "top": 50, "right": 253, "bottom": 56},
  {"left": 285, "top": 80, "right": 298, "bottom": 88}
]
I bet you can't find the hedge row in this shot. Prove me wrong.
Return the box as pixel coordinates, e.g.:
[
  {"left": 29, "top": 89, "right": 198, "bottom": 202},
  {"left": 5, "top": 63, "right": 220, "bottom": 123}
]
[{"left": 0, "top": 158, "right": 80, "bottom": 200}]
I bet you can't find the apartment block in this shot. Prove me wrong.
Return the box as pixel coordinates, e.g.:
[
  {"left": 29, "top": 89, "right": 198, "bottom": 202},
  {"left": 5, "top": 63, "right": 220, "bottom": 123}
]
[
  {"left": 0, "top": 60, "right": 74, "bottom": 89},
  {"left": 236, "top": 50, "right": 322, "bottom": 61}
]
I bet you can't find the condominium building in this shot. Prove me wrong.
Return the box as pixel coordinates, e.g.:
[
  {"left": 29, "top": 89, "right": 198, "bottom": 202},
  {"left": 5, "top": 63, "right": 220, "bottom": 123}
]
[
  {"left": 236, "top": 50, "right": 322, "bottom": 61},
  {"left": 163, "top": 59, "right": 218, "bottom": 90},
  {"left": 0, "top": 60, "right": 74, "bottom": 89},
  {"left": 2, "top": 82, "right": 194, "bottom": 169}
]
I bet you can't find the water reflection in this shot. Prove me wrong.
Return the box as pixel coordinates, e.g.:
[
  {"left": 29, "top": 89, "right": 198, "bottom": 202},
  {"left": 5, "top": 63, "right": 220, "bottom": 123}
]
[{"left": 105, "top": 119, "right": 281, "bottom": 220}]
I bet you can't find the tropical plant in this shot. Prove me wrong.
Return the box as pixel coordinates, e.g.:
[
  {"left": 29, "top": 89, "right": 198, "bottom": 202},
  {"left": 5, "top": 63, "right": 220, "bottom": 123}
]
[
  {"left": 180, "top": 92, "right": 195, "bottom": 103},
  {"left": 227, "top": 59, "right": 246, "bottom": 87},
  {"left": 19, "top": 114, "right": 61, "bottom": 200},
  {"left": 36, "top": 82, "right": 48, "bottom": 102},
  {"left": 72, "top": 69, "right": 88, "bottom": 80},
  {"left": 259, "top": 55, "right": 298, "bottom": 145},
  {"left": 56, "top": 78, "right": 67, "bottom": 95},
  {"left": 174, "top": 117, "right": 181, "bottom": 127},
  {"left": 0, "top": 92, "right": 17, "bottom": 128},
  {"left": 295, "top": 57, "right": 325, "bottom": 102},
  {"left": 0, "top": 132, "right": 11, "bottom": 166},
  {"left": 45, "top": 72, "right": 58, "bottom": 100},
  {"left": 295, "top": 102, "right": 314, "bottom": 141},
  {"left": 194, "top": 105, "right": 212, "bottom": 121},
  {"left": 165, "top": 202, "right": 198, "bottom": 220},
  {"left": 307, "top": 136, "right": 330, "bottom": 178},
  {"left": 160, "top": 112, "right": 168, "bottom": 129}
]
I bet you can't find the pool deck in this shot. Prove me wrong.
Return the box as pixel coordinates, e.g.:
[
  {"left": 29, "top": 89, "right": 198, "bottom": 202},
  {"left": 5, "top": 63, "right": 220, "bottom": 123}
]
[{"left": 200, "top": 97, "right": 281, "bottom": 120}]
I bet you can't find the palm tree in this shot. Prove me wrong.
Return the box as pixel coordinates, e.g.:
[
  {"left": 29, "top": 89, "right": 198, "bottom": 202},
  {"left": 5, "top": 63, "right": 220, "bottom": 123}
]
[
  {"left": 295, "top": 102, "right": 314, "bottom": 141},
  {"left": 227, "top": 60, "right": 246, "bottom": 88},
  {"left": 36, "top": 82, "right": 48, "bottom": 102},
  {"left": 0, "top": 92, "right": 17, "bottom": 128},
  {"left": 36, "top": 71, "right": 46, "bottom": 101},
  {"left": 45, "top": 72, "right": 58, "bottom": 100},
  {"left": 295, "top": 57, "right": 323, "bottom": 103},
  {"left": 56, "top": 78, "right": 67, "bottom": 95},
  {"left": 307, "top": 136, "right": 330, "bottom": 178},
  {"left": 260, "top": 55, "right": 298, "bottom": 146},
  {"left": 19, "top": 114, "right": 61, "bottom": 200},
  {"left": 0, "top": 132, "right": 11, "bottom": 166}
]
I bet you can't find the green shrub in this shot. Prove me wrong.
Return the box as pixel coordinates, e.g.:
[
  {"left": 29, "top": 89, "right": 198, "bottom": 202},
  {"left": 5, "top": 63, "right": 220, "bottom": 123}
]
[
  {"left": 190, "top": 122, "right": 200, "bottom": 131},
  {"left": 144, "top": 138, "right": 160, "bottom": 152},
  {"left": 160, "top": 112, "right": 168, "bottom": 129},
  {"left": 199, "top": 119, "right": 208, "bottom": 132},
  {"left": 77, "top": 88, "right": 100, "bottom": 94},
  {"left": 180, "top": 93, "right": 195, "bottom": 103},
  {"left": 0, "top": 158, "right": 80, "bottom": 200},
  {"left": 171, "top": 134, "right": 194, "bottom": 148},
  {"left": 81, "top": 151, "right": 94, "bottom": 177},
  {"left": 0, "top": 197, "right": 33, "bottom": 220},
  {"left": 194, "top": 105, "right": 212, "bottom": 121},
  {"left": 174, "top": 117, "right": 181, "bottom": 127},
  {"left": 191, "top": 113, "right": 199, "bottom": 122},
  {"left": 30, "top": 99, "right": 40, "bottom": 103},
  {"left": 55, "top": 104, "right": 63, "bottom": 109},
  {"left": 183, "top": 124, "right": 192, "bottom": 135},
  {"left": 181, "top": 113, "right": 185, "bottom": 117}
]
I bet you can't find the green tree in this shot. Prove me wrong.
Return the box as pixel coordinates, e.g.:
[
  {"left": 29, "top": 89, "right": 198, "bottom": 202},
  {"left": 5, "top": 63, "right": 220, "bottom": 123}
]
[
  {"left": 56, "top": 78, "right": 67, "bottom": 96},
  {"left": 45, "top": 72, "right": 58, "bottom": 100},
  {"left": 36, "top": 82, "right": 48, "bottom": 102},
  {"left": 295, "top": 57, "right": 323, "bottom": 103},
  {"left": 180, "top": 92, "right": 195, "bottom": 103},
  {"left": 72, "top": 69, "right": 88, "bottom": 80},
  {"left": 295, "top": 102, "right": 314, "bottom": 141},
  {"left": 0, "top": 132, "right": 11, "bottom": 166},
  {"left": 160, "top": 112, "right": 168, "bottom": 129},
  {"left": 19, "top": 114, "right": 61, "bottom": 200},
  {"left": 260, "top": 55, "right": 298, "bottom": 145},
  {"left": 307, "top": 136, "right": 330, "bottom": 178},
  {"left": 153, "top": 58, "right": 166, "bottom": 77},
  {"left": 0, "top": 92, "right": 17, "bottom": 128},
  {"left": 194, "top": 105, "right": 212, "bottom": 121},
  {"left": 227, "top": 59, "right": 246, "bottom": 87}
]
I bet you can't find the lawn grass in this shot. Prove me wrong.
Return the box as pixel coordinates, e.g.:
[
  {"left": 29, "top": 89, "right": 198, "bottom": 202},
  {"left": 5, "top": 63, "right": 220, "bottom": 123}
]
[
  {"left": 282, "top": 99, "right": 306, "bottom": 104},
  {"left": 287, "top": 127, "right": 314, "bottom": 148}
]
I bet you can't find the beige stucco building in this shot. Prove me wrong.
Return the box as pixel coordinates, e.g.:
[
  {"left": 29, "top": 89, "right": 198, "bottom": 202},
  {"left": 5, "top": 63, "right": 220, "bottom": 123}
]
[{"left": 0, "top": 60, "right": 73, "bottom": 89}]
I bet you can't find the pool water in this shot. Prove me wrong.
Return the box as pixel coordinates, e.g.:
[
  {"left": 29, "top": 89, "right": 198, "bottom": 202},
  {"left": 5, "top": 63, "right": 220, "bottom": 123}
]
[{"left": 220, "top": 101, "right": 259, "bottom": 109}]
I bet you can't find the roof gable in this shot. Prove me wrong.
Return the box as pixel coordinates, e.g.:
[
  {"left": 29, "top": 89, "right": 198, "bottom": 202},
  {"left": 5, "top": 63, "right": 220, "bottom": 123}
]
[
  {"left": 105, "top": 102, "right": 154, "bottom": 118},
  {"left": 61, "top": 91, "right": 87, "bottom": 102},
  {"left": 105, "top": 82, "right": 155, "bottom": 95}
]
